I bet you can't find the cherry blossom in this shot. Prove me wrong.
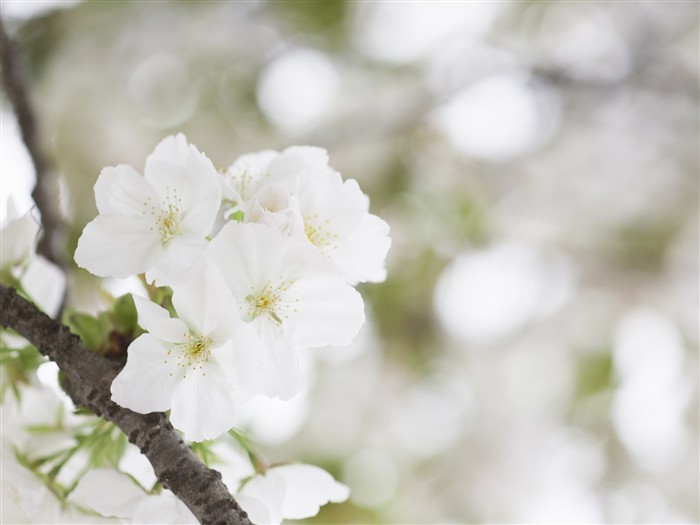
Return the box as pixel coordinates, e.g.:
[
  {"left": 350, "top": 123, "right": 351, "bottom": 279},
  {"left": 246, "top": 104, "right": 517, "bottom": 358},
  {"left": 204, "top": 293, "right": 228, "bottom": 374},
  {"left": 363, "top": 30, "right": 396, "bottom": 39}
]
[
  {"left": 74, "top": 134, "right": 221, "bottom": 285},
  {"left": 71, "top": 469, "right": 196, "bottom": 524},
  {"left": 110, "top": 263, "right": 257, "bottom": 442},
  {"left": 236, "top": 464, "right": 350, "bottom": 525},
  {"left": 206, "top": 221, "right": 365, "bottom": 399}
]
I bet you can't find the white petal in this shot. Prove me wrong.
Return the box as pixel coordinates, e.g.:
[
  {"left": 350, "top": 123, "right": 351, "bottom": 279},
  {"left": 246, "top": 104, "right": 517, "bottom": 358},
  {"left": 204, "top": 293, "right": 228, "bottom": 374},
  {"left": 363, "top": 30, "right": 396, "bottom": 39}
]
[
  {"left": 206, "top": 222, "right": 329, "bottom": 301},
  {"left": 234, "top": 327, "right": 303, "bottom": 400},
  {"left": 169, "top": 362, "right": 238, "bottom": 442},
  {"left": 133, "top": 492, "right": 197, "bottom": 524},
  {"left": 236, "top": 494, "right": 277, "bottom": 525},
  {"left": 171, "top": 260, "right": 240, "bottom": 338},
  {"left": 333, "top": 213, "right": 391, "bottom": 284},
  {"left": 110, "top": 334, "right": 182, "bottom": 413},
  {"left": 143, "top": 134, "right": 221, "bottom": 236},
  {"left": 133, "top": 295, "right": 188, "bottom": 343},
  {"left": 284, "top": 277, "right": 365, "bottom": 349},
  {"left": 0, "top": 208, "right": 39, "bottom": 268},
  {"left": 74, "top": 214, "right": 162, "bottom": 278},
  {"left": 20, "top": 256, "right": 66, "bottom": 317},
  {"left": 268, "top": 145, "right": 330, "bottom": 181},
  {"left": 276, "top": 464, "right": 350, "bottom": 519},
  {"left": 224, "top": 150, "right": 278, "bottom": 202},
  {"left": 94, "top": 164, "right": 159, "bottom": 216},
  {"left": 70, "top": 469, "right": 144, "bottom": 519},
  {"left": 238, "top": 470, "right": 286, "bottom": 525},
  {"left": 145, "top": 235, "right": 207, "bottom": 286}
]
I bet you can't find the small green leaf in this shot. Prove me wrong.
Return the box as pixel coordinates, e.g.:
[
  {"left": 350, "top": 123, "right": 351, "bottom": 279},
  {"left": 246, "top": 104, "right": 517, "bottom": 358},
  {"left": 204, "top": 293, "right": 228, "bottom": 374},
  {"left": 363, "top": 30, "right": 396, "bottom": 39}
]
[
  {"left": 231, "top": 210, "right": 245, "bottom": 222},
  {"left": 63, "top": 311, "right": 108, "bottom": 351},
  {"left": 112, "top": 294, "right": 137, "bottom": 332}
]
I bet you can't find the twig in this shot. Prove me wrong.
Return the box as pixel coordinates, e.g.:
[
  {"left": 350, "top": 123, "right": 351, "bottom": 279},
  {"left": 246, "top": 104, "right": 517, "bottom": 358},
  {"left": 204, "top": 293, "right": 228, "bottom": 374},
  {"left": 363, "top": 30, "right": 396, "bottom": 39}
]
[
  {"left": 0, "top": 284, "right": 254, "bottom": 525},
  {"left": 0, "top": 17, "right": 66, "bottom": 271}
]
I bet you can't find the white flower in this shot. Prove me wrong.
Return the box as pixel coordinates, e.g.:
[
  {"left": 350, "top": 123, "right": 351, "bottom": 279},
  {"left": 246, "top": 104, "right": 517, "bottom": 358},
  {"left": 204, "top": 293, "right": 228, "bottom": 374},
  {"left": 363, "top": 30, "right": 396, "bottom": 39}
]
[
  {"left": 220, "top": 146, "right": 331, "bottom": 217},
  {"left": 110, "top": 263, "right": 255, "bottom": 442},
  {"left": 289, "top": 168, "right": 391, "bottom": 284},
  {"left": 220, "top": 150, "right": 278, "bottom": 215},
  {"left": 206, "top": 221, "right": 365, "bottom": 399},
  {"left": 74, "top": 134, "right": 221, "bottom": 285},
  {"left": 221, "top": 146, "right": 391, "bottom": 284},
  {"left": 236, "top": 464, "right": 350, "bottom": 525},
  {"left": 1, "top": 446, "right": 64, "bottom": 524},
  {"left": 0, "top": 199, "right": 40, "bottom": 271},
  {"left": 70, "top": 469, "right": 196, "bottom": 524}
]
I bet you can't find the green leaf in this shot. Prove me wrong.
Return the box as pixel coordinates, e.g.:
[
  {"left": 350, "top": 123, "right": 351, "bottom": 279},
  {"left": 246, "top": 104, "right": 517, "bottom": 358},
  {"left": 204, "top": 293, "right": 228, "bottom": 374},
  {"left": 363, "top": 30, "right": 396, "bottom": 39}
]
[
  {"left": 112, "top": 294, "right": 137, "bottom": 332},
  {"left": 63, "top": 310, "right": 109, "bottom": 351},
  {"left": 231, "top": 210, "right": 245, "bottom": 222}
]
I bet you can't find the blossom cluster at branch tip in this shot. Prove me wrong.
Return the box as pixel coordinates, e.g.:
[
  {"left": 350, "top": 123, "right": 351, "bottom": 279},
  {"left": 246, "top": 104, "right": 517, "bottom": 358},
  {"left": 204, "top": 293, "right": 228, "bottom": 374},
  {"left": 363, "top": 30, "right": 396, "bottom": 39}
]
[{"left": 74, "top": 134, "right": 391, "bottom": 444}]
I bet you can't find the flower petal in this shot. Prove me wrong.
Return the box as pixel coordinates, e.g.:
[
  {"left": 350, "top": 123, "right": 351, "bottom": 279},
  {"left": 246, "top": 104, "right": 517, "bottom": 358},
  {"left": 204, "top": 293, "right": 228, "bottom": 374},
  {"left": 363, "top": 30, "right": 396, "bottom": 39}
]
[
  {"left": 70, "top": 469, "right": 144, "bottom": 519},
  {"left": 143, "top": 134, "right": 221, "bottom": 236},
  {"left": 20, "top": 256, "right": 66, "bottom": 317},
  {"left": 0, "top": 207, "right": 39, "bottom": 269},
  {"left": 333, "top": 213, "right": 391, "bottom": 284},
  {"left": 133, "top": 295, "right": 188, "bottom": 343},
  {"left": 283, "top": 276, "right": 365, "bottom": 349},
  {"left": 224, "top": 150, "right": 278, "bottom": 203},
  {"left": 235, "top": 326, "right": 303, "bottom": 400},
  {"left": 277, "top": 464, "right": 350, "bottom": 519},
  {"left": 206, "top": 221, "right": 330, "bottom": 301},
  {"left": 110, "top": 334, "right": 182, "bottom": 413},
  {"left": 145, "top": 234, "right": 207, "bottom": 286},
  {"left": 171, "top": 259, "right": 240, "bottom": 338},
  {"left": 74, "top": 214, "right": 162, "bottom": 278},
  {"left": 133, "top": 493, "right": 197, "bottom": 524},
  {"left": 238, "top": 470, "right": 286, "bottom": 525},
  {"left": 94, "top": 164, "right": 159, "bottom": 216},
  {"left": 268, "top": 145, "right": 330, "bottom": 181},
  {"left": 169, "top": 361, "right": 238, "bottom": 442}
]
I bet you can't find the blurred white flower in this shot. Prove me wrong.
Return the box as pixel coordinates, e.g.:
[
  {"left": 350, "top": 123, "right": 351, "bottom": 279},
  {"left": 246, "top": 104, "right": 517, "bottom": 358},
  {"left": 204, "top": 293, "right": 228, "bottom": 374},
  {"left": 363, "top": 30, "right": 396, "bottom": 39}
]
[
  {"left": 74, "top": 134, "right": 220, "bottom": 285},
  {"left": 0, "top": 199, "right": 40, "bottom": 271},
  {"left": 1, "top": 199, "right": 66, "bottom": 317},
  {"left": 206, "top": 221, "right": 365, "bottom": 399},
  {"left": 71, "top": 469, "right": 196, "bottom": 524},
  {"left": 111, "top": 265, "right": 257, "bottom": 442},
  {"left": 236, "top": 464, "right": 349, "bottom": 525},
  {"left": 1, "top": 447, "right": 65, "bottom": 524}
]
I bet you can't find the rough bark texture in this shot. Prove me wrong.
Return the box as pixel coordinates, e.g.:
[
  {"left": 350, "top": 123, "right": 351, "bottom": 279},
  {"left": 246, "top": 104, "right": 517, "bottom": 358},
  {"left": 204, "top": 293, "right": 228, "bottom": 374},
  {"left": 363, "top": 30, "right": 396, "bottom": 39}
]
[{"left": 0, "top": 284, "right": 254, "bottom": 525}]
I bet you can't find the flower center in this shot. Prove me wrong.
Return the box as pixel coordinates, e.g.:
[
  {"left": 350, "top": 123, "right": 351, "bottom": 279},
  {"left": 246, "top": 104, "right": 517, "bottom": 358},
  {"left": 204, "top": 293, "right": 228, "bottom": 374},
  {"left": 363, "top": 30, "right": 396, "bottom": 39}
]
[
  {"left": 143, "top": 186, "right": 183, "bottom": 244},
  {"left": 244, "top": 279, "right": 296, "bottom": 325},
  {"left": 165, "top": 333, "right": 212, "bottom": 377},
  {"left": 304, "top": 214, "right": 337, "bottom": 249}
]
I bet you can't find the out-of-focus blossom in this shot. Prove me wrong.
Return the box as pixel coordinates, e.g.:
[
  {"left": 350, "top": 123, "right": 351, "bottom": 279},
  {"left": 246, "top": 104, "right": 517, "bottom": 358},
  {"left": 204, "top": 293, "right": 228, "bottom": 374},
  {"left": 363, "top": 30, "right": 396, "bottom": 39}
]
[
  {"left": 71, "top": 469, "right": 196, "bottom": 524},
  {"left": 236, "top": 464, "right": 350, "bottom": 525},
  {"left": 1, "top": 200, "right": 40, "bottom": 271}
]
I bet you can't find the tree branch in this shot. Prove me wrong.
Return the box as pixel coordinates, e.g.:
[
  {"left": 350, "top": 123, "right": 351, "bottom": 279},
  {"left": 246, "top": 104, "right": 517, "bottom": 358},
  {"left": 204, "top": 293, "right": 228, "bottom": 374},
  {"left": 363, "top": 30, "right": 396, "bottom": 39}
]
[
  {"left": 0, "top": 17, "right": 66, "bottom": 272},
  {"left": 0, "top": 284, "right": 254, "bottom": 525}
]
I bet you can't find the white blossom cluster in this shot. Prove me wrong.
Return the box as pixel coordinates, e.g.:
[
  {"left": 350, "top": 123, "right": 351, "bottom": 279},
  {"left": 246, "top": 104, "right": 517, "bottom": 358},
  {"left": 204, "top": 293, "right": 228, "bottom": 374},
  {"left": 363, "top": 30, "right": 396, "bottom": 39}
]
[
  {"left": 75, "top": 134, "right": 390, "bottom": 442},
  {"left": 18, "top": 133, "right": 389, "bottom": 523}
]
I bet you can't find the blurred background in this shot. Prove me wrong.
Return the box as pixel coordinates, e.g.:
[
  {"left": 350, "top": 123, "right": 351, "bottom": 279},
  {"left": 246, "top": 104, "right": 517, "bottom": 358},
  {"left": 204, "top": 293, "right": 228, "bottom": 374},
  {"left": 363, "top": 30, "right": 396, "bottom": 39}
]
[{"left": 1, "top": 1, "right": 698, "bottom": 523}]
